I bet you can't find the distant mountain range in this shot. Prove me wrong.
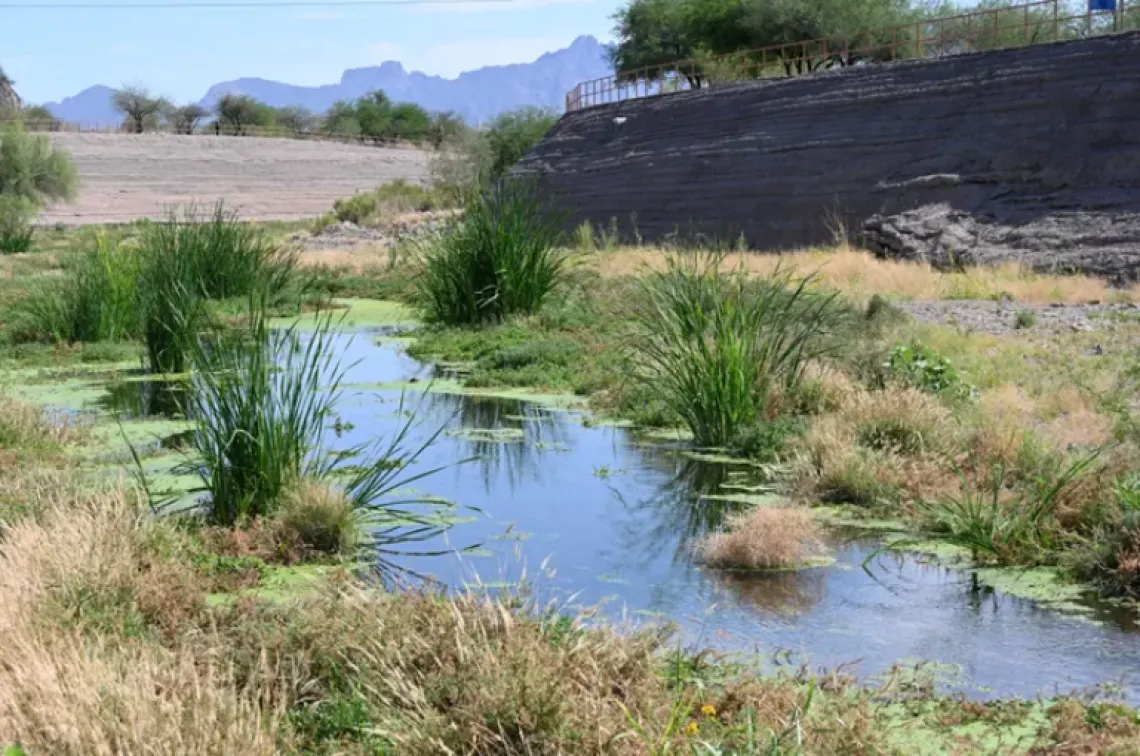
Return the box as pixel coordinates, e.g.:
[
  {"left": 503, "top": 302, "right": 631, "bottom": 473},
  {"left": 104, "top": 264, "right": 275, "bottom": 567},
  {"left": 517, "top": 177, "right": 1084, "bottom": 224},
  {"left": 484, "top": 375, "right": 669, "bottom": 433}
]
[{"left": 42, "top": 36, "right": 611, "bottom": 127}]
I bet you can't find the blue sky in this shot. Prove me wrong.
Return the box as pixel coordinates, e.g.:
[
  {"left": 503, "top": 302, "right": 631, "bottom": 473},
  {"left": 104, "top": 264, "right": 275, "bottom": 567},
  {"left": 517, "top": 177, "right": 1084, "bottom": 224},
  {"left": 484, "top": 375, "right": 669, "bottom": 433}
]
[{"left": 1, "top": 0, "right": 621, "bottom": 104}]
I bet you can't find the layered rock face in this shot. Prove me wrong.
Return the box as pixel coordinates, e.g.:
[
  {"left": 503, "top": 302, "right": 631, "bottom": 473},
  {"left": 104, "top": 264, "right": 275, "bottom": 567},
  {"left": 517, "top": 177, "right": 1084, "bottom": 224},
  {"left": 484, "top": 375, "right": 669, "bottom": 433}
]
[{"left": 517, "top": 32, "right": 1140, "bottom": 281}]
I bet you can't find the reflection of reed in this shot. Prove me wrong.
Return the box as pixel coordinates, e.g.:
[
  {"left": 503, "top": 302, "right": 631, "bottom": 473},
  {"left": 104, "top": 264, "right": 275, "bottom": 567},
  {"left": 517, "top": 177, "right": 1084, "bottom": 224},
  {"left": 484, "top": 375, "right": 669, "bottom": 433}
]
[
  {"left": 612, "top": 449, "right": 756, "bottom": 568},
  {"left": 426, "top": 392, "right": 572, "bottom": 493},
  {"left": 708, "top": 567, "right": 826, "bottom": 616},
  {"left": 99, "top": 378, "right": 190, "bottom": 419}
]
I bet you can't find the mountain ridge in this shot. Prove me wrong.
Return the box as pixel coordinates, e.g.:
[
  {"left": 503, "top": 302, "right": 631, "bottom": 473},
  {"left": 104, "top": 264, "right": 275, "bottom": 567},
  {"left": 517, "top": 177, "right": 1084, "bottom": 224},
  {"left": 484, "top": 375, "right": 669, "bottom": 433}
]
[{"left": 44, "top": 36, "right": 611, "bottom": 127}]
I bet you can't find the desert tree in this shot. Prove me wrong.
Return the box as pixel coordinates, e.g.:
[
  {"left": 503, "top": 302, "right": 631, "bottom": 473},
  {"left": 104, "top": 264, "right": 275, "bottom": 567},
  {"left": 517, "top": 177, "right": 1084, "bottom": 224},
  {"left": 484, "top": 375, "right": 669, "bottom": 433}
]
[
  {"left": 162, "top": 102, "right": 208, "bottom": 135},
  {"left": 428, "top": 110, "right": 466, "bottom": 148},
  {"left": 272, "top": 105, "right": 315, "bottom": 134},
  {"left": 112, "top": 85, "right": 167, "bottom": 133},
  {"left": 484, "top": 106, "right": 557, "bottom": 180},
  {"left": 214, "top": 93, "right": 273, "bottom": 135}
]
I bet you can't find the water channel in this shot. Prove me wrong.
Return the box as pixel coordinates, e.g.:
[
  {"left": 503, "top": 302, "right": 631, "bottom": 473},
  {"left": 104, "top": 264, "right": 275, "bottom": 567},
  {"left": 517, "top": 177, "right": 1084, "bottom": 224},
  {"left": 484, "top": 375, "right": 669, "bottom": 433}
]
[{"left": 94, "top": 326, "right": 1140, "bottom": 704}]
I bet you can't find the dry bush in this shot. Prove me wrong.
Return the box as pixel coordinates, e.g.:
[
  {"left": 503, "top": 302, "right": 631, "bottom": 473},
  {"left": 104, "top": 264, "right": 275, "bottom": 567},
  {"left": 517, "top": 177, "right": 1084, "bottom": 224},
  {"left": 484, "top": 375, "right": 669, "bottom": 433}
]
[
  {"left": 592, "top": 245, "right": 1139, "bottom": 305},
  {"left": 0, "top": 489, "right": 281, "bottom": 754},
  {"left": 698, "top": 507, "right": 827, "bottom": 570},
  {"left": 841, "top": 387, "right": 953, "bottom": 456},
  {"left": 0, "top": 392, "right": 83, "bottom": 452}
]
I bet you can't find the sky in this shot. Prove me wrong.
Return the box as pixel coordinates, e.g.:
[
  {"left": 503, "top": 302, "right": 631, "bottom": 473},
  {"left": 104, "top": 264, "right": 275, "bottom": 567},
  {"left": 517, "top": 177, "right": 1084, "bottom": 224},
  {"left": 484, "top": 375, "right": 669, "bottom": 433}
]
[{"left": 0, "top": 0, "right": 622, "bottom": 104}]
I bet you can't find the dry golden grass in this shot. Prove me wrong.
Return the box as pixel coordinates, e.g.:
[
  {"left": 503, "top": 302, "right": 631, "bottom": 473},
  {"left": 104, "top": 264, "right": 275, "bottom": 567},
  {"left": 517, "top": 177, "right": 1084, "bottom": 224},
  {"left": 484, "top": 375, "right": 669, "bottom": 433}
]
[
  {"left": 698, "top": 507, "right": 827, "bottom": 570},
  {"left": 275, "top": 478, "right": 360, "bottom": 558},
  {"left": 590, "top": 245, "right": 1140, "bottom": 304},
  {"left": 297, "top": 243, "right": 392, "bottom": 272},
  {"left": 0, "top": 488, "right": 280, "bottom": 754},
  {"left": 0, "top": 393, "right": 83, "bottom": 458}
]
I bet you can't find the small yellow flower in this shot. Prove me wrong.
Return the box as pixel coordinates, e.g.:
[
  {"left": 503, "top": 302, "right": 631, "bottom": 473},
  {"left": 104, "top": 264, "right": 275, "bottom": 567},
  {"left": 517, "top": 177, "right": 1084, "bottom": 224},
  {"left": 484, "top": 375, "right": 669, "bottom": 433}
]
[
  {"left": 701, "top": 704, "right": 717, "bottom": 717},
  {"left": 685, "top": 721, "right": 700, "bottom": 736}
]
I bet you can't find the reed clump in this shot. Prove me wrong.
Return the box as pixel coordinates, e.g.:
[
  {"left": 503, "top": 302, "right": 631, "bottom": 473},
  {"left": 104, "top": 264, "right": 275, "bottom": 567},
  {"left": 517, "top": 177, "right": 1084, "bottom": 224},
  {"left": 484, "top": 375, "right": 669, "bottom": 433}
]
[
  {"left": 417, "top": 180, "right": 567, "bottom": 325},
  {"left": 631, "top": 251, "right": 843, "bottom": 449}
]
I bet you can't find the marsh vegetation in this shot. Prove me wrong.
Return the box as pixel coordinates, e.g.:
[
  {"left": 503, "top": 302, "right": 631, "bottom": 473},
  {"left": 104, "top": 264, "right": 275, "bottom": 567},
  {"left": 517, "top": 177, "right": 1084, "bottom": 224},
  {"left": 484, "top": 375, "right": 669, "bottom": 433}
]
[{"left": 5, "top": 172, "right": 1140, "bottom": 752}]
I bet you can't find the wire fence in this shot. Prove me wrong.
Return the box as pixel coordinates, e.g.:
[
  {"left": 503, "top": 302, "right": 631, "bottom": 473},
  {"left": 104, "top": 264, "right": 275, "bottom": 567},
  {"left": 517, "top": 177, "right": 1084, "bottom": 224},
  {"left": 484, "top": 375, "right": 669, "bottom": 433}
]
[
  {"left": 0, "top": 117, "right": 432, "bottom": 150},
  {"left": 566, "top": 0, "right": 1139, "bottom": 111}
]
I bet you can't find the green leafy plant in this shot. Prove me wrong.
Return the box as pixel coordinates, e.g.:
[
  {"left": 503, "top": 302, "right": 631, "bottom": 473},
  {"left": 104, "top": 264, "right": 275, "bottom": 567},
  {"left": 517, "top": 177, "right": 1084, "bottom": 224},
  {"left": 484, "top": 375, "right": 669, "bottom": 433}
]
[
  {"left": 1014, "top": 308, "right": 1037, "bottom": 330},
  {"left": 885, "top": 341, "right": 974, "bottom": 398},
  {"left": 417, "top": 181, "right": 567, "bottom": 325}
]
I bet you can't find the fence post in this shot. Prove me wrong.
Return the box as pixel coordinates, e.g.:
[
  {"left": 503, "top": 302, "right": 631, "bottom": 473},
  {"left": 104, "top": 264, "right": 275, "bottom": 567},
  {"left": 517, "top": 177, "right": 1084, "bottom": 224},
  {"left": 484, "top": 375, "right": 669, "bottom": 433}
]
[
  {"left": 915, "top": 21, "right": 922, "bottom": 57},
  {"left": 1053, "top": 0, "right": 1059, "bottom": 41}
]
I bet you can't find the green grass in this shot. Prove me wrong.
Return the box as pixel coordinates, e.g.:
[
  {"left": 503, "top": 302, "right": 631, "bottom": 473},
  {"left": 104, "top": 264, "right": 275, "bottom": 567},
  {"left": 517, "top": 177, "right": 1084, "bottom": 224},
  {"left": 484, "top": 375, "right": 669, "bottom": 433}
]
[
  {"left": 416, "top": 181, "right": 567, "bottom": 325},
  {"left": 10, "top": 233, "right": 141, "bottom": 344},
  {"left": 632, "top": 252, "right": 843, "bottom": 448},
  {"left": 328, "top": 178, "right": 452, "bottom": 227}
]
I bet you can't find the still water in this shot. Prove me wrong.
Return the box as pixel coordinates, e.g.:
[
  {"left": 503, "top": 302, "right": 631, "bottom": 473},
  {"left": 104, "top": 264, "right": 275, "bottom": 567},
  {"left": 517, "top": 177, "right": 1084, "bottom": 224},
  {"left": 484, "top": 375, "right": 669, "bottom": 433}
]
[{"left": 100, "top": 328, "right": 1140, "bottom": 703}]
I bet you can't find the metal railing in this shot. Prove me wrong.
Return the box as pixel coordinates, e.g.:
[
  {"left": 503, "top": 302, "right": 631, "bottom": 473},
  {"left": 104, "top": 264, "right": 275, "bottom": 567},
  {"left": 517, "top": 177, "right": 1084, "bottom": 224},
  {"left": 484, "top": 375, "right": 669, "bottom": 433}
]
[{"left": 566, "top": 0, "right": 1138, "bottom": 111}]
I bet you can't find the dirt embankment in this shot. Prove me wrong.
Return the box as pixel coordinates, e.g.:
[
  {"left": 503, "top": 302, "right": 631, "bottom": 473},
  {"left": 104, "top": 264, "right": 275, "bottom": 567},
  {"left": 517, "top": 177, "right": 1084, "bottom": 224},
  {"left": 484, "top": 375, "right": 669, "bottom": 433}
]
[{"left": 38, "top": 133, "right": 433, "bottom": 225}]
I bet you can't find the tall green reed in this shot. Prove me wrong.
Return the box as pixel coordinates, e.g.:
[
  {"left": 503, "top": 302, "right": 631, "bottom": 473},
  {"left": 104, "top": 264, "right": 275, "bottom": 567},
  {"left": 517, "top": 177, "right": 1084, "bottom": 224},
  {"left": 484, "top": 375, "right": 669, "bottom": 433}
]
[
  {"left": 149, "top": 202, "right": 299, "bottom": 301},
  {"left": 170, "top": 293, "right": 463, "bottom": 574},
  {"left": 632, "top": 252, "right": 841, "bottom": 449},
  {"left": 417, "top": 181, "right": 567, "bottom": 325}
]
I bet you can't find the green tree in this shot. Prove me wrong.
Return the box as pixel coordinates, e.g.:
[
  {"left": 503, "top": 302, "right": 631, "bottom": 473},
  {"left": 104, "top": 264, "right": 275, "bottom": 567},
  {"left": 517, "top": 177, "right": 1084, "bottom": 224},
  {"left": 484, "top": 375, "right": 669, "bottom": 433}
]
[
  {"left": 162, "top": 102, "right": 208, "bottom": 134},
  {"left": 111, "top": 85, "right": 167, "bottom": 134},
  {"left": 387, "top": 102, "right": 432, "bottom": 141},
  {"left": 485, "top": 107, "right": 557, "bottom": 180},
  {"left": 214, "top": 93, "right": 274, "bottom": 135},
  {"left": 20, "top": 105, "right": 62, "bottom": 131},
  {"left": 322, "top": 100, "right": 361, "bottom": 136},
  {"left": 274, "top": 105, "right": 315, "bottom": 133},
  {"left": 428, "top": 110, "right": 466, "bottom": 148}
]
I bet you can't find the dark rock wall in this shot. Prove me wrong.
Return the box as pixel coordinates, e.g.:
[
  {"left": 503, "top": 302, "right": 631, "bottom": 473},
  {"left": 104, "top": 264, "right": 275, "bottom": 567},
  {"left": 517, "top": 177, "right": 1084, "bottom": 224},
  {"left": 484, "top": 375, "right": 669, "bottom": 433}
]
[{"left": 515, "top": 32, "right": 1140, "bottom": 281}]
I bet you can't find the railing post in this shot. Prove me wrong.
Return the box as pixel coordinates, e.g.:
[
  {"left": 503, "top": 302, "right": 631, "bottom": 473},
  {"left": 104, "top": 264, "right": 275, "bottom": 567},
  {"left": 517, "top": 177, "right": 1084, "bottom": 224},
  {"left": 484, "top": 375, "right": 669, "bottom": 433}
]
[
  {"left": 915, "top": 21, "right": 922, "bottom": 57},
  {"left": 1053, "top": 0, "right": 1059, "bottom": 41}
]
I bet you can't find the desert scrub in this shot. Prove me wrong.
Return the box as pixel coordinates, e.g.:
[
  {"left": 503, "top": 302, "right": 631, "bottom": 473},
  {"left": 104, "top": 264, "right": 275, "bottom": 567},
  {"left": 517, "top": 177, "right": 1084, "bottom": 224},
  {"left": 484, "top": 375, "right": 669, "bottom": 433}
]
[
  {"left": 331, "top": 179, "right": 450, "bottom": 226},
  {"left": 0, "top": 195, "right": 34, "bottom": 255},
  {"left": 416, "top": 180, "right": 567, "bottom": 325},
  {"left": 697, "top": 506, "right": 827, "bottom": 570},
  {"left": 631, "top": 252, "right": 843, "bottom": 448}
]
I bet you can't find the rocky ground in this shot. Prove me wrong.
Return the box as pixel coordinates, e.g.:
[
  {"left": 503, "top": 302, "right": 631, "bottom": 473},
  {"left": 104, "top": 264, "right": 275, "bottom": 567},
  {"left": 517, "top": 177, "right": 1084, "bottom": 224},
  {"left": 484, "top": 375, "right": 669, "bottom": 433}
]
[
  {"left": 896, "top": 298, "right": 1140, "bottom": 336},
  {"left": 290, "top": 211, "right": 455, "bottom": 251}
]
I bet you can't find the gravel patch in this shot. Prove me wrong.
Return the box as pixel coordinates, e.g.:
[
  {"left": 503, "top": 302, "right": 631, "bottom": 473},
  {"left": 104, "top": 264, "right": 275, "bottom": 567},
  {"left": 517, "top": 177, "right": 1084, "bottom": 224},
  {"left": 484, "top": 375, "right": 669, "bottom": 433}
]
[{"left": 895, "top": 298, "right": 1140, "bottom": 336}]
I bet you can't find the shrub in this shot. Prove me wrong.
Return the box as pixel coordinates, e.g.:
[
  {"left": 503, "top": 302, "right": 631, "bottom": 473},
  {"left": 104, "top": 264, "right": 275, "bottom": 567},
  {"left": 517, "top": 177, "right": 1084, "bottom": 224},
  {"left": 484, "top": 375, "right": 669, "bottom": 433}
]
[
  {"left": 697, "top": 506, "right": 826, "bottom": 569},
  {"left": 331, "top": 180, "right": 445, "bottom": 226},
  {"left": 1014, "top": 308, "right": 1037, "bottom": 329},
  {"left": 416, "top": 181, "right": 567, "bottom": 325},
  {"left": 0, "top": 122, "right": 78, "bottom": 207},
  {"left": 485, "top": 106, "right": 557, "bottom": 180},
  {"left": 0, "top": 195, "right": 34, "bottom": 254},
  {"left": 844, "top": 387, "right": 952, "bottom": 456},
  {"left": 632, "top": 252, "right": 842, "bottom": 448}
]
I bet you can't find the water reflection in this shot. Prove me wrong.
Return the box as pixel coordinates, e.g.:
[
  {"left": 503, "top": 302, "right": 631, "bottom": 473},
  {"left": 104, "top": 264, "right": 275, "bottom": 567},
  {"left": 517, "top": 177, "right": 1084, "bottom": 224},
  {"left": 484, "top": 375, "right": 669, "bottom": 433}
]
[
  {"left": 711, "top": 567, "right": 827, "bottom": 617},
  {"left": 426, "top": 392, "right": 573, "bottom": 493},
  {"left": 97, "top": 378, "right": 190, "bottom": 419}
]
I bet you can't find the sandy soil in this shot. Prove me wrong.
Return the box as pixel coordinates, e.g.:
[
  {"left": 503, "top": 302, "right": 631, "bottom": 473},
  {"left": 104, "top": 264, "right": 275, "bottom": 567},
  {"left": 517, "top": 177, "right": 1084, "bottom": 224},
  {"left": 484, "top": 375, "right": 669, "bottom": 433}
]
[{"left": 37, "top": 133, "right": 433, "bottom": 225}]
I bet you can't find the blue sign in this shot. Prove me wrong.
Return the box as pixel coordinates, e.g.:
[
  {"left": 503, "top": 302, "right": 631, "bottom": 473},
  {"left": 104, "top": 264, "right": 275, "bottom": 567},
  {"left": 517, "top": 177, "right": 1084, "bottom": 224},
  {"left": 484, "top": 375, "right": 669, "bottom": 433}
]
[{"left": 1090, "top": 0, "right": 1117, "bottom": 10}]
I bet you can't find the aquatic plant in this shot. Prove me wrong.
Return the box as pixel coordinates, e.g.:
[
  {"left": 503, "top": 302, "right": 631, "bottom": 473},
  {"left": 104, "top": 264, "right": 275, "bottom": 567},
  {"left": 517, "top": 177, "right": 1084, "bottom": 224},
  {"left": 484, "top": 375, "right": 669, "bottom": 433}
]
[
  {"left": 921, "top": 451, "right": 1102, "bottom": 564},
  {"left": 171, "top": 296, "right": 459, "bottom": 575},
  {"left": 632, "top": 252, "right": 841, "bottom": 448},
  {"left": 143, "top": 202, "right": 298, "bottom": 302},
  {"left": 416, "top": 180, "right": 567, "bottom": 325},
  {"left": 697, "top": 506, "right": 826, "bottom": 570}
]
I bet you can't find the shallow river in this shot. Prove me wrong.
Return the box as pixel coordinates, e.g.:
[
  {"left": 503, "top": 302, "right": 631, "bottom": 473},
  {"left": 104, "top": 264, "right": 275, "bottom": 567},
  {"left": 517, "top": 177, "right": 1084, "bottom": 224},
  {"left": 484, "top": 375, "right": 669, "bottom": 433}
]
[{"left": 100, "top": 328, "right": 1140, "bottom": 703}]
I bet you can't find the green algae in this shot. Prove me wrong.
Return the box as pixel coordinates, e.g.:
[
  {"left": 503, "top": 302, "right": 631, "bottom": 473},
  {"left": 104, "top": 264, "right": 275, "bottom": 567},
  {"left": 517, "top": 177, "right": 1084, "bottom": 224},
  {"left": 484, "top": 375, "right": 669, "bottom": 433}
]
[
  {"left": 272, "top": 298, "right": 416, "bottom": 331},
  {"left": 445, "top": 427, "right": 525, "bottom": 443},
  {"left": 698, "top": 492, "right": 783, "bottom": 506},
  {"left": 710, "top": 555, "right": 837, "bottom": 574}
]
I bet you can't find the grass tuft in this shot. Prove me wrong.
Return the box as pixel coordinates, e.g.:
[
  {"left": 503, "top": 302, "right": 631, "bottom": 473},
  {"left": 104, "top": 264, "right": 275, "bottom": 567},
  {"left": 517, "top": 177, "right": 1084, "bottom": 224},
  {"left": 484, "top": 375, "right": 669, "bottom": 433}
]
[
  {"left": 698, "top": 506, "right": 827, "bottom": 570},
  {"left": 416, "top": 181, "right": 567, "bottom": 325}
]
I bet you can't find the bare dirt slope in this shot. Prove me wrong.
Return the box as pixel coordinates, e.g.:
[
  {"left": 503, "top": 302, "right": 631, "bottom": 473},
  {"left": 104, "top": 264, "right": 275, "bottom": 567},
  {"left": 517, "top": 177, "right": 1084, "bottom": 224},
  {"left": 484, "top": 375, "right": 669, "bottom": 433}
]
[{"left": 38, "top": 133, "right": 432, "bottom": 225}]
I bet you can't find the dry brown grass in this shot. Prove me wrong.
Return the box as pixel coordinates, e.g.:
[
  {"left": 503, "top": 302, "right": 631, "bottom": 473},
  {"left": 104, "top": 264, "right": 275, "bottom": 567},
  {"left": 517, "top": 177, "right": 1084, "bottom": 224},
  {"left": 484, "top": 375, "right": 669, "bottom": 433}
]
[
  {"left": 589, "top": 245, "right": 1140, "bottom": 304},
  {"left": 297, "top": 243, "right": 392, "bottom": 272},
  {"left": 0, "top": 393, "right": 83, "bottom": 452},
  {"left": 0, "top": 488, "right": 280, "bottom": 754},
  {"left": 698, "top": 507, "right": 827, "bottom": 570}
]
